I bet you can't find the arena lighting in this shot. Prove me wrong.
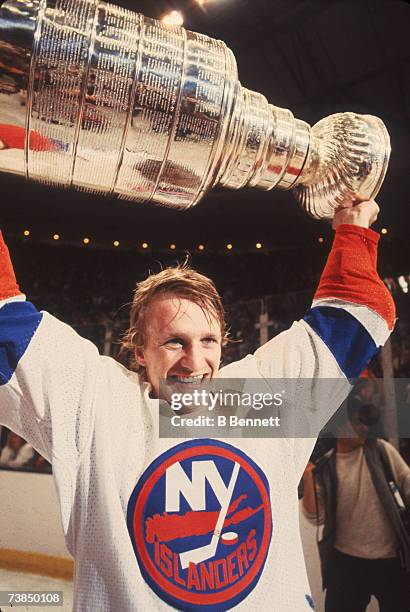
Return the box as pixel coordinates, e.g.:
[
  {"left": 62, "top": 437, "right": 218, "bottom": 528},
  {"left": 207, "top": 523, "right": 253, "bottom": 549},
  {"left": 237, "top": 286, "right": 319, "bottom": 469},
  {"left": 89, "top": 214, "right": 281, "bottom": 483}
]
[
  {"left": 53, "top": 233, "right": 60, "bottom": 241},
  {"left": 198, "top": 244, "right": 205, "bottom": 251},
  {"left": 83, "top": 237, "right": 90, "bottom": 245},
  {"left": 398, "top": 276, "right": 409, "bottom": 294},
  {"left": 318, "top": 236, "right": 324, "bottom": 243},
  {"left": 381, "top": 228, "right": 388, "bottom": 235},
  {"left": 255, "top": 242, "right": 262, "bottom": 249},
  {"left": 142, "top": 242, "right": 149, "bottom": 249},
  {"left": 113, "top": 240, "right": 120, "bottom": 247},
  {"left": 226, "top": 243, "right": 233, "bottom": 250},
  {"left": 161, "top": 10, "right": 184, "bottom": 26},
  {"left": 23, "top": 229, "right": 30, "bottom": 236},
  {"left": 170, "top": 243, "right": 176, "bottom": 250}
]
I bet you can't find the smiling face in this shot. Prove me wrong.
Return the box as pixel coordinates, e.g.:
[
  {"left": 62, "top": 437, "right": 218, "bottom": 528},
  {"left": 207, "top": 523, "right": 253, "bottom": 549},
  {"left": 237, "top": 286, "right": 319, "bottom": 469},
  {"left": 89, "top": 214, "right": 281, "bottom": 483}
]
[{"left": 135, "top": 293, "right": 222, "bottom": 399}]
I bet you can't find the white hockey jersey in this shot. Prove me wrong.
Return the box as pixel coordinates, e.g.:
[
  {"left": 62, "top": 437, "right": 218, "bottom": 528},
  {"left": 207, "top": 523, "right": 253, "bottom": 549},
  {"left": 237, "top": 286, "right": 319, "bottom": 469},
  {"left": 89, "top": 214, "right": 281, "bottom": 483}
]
[{"left": 0, "top": 225, "right": 395, "bottom": 611}]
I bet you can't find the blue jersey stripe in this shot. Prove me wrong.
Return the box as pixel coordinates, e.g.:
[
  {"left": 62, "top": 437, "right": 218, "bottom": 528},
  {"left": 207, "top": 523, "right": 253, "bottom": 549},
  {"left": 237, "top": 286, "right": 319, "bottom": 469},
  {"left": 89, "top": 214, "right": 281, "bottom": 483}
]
[
  {"left": 0, "top": 301, "right": 42, "bottom": 385},
  {"left": 303, "top": 306, "right": 378, "bottom": 378}
]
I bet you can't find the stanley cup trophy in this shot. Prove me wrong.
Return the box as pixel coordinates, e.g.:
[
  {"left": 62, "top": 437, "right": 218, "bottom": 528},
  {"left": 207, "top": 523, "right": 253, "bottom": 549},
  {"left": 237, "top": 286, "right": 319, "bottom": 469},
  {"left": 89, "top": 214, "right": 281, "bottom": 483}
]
[{"left": 0, "top": 0, "right": 391, "bottom": 219}]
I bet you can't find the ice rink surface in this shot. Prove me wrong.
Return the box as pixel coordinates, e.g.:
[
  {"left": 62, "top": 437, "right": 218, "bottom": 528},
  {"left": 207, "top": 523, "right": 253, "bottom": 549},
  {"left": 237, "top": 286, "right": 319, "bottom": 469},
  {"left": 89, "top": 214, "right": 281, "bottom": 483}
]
[{"left": 0, "top": 569, "right": 73, "bottom": 611}]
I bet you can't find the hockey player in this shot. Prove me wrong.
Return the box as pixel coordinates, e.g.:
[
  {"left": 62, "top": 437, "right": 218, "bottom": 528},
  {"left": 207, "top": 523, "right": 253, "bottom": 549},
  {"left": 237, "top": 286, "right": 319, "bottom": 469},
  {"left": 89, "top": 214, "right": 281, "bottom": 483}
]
[{"left": 0, "top": 200, "right": 396, "bottom": 611}]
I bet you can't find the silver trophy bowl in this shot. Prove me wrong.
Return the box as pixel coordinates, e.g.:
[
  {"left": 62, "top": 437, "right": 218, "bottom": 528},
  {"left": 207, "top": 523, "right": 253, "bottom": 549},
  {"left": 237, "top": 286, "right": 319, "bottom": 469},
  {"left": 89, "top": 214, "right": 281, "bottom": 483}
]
[{"left": 0, "top": 0, "right": 391, "bottom": 219}]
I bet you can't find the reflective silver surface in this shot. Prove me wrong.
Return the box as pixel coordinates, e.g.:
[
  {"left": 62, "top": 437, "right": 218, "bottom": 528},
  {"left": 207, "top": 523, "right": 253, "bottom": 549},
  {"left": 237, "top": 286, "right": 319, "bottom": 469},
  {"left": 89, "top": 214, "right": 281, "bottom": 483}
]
[{"left": 0, "top": 0, "right": 391, "bottom": 219}]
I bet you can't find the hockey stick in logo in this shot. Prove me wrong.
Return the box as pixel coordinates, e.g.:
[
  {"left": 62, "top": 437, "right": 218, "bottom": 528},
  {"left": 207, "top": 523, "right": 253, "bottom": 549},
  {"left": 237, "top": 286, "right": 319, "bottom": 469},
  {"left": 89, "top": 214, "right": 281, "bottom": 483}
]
[{"left": 179, "top": 462, "right": 240, "bottom": 569}]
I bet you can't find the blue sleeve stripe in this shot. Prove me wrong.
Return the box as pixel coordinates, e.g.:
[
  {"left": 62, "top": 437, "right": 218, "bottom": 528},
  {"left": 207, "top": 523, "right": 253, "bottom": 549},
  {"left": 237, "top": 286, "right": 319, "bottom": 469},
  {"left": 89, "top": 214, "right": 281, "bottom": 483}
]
[
  {"left": 0, "top": 301, "right": 43, "bottom": 385},
  {"left": 303, "top": 306, "right": 378, "bottom": 378}
]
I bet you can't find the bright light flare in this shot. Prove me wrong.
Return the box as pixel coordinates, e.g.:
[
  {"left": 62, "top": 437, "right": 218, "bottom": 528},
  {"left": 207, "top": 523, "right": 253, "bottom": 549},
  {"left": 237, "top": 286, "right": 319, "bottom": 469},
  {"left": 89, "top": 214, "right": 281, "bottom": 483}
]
[
  {"left": 398, "top": 276, "right": 408, "bottom": 294},
  {"left": 162, "top": 10, "right": 184, "bottom": 26}
]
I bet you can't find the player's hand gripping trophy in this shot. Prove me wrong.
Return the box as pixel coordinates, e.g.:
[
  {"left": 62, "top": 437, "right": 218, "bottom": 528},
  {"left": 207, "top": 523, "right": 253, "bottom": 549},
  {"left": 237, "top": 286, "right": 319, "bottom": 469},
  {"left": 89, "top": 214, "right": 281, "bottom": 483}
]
[{"left": 0, "top": 0, "right": 390, "bottom": 219}]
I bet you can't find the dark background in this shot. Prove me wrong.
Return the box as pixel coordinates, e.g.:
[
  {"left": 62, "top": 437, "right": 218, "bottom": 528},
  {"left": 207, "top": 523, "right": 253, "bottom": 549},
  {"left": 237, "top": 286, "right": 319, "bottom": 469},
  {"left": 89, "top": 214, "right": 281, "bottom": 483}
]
[{"left": 1, "top": 0, "right": 409, "bottom": 252}]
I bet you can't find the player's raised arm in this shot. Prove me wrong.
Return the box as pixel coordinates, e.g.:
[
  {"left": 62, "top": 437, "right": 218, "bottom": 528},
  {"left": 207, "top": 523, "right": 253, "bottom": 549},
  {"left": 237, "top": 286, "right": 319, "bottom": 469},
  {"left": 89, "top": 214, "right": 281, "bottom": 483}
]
[
  {"left": 254, "top": 199, "right": 395, "bottom": 378},
  {"left": 242, "top": 200, "right": 396, "bottom": 471},
  {"left": 0, "top": 229, "right": 25, "bottom": 306},
  {"left": 0, "top": 230, "right": 100, "bottom": 463},
  {"left": 303, "top": 200, "right": 395, "bottom": 379}
]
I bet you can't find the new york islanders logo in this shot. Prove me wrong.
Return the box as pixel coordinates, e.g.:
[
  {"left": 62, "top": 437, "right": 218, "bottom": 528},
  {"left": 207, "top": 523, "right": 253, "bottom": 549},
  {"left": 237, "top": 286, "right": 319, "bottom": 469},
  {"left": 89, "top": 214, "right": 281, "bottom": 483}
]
[{"left": 127, "top": 439, "right": 272, "bottom": 611}]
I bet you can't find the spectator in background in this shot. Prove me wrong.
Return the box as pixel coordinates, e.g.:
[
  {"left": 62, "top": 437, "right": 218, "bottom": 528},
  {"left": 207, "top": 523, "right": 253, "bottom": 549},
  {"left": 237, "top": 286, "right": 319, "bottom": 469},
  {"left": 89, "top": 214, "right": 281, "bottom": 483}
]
[
  {"left": 33, "top": 451, "right": 52, "bottom": 473},
  {"left": 302, "top": 398, "right": 410, "bottom": 612},
  {"left": 0, "top": 430, "right": 34, "bottom": 469}
]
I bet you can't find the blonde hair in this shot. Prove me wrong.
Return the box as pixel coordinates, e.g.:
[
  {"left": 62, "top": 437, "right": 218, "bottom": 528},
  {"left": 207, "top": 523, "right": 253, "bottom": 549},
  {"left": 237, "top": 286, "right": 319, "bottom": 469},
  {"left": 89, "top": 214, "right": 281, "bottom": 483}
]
[{"left": 121, "top": 263, "right": 228, "bottom": 372}]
